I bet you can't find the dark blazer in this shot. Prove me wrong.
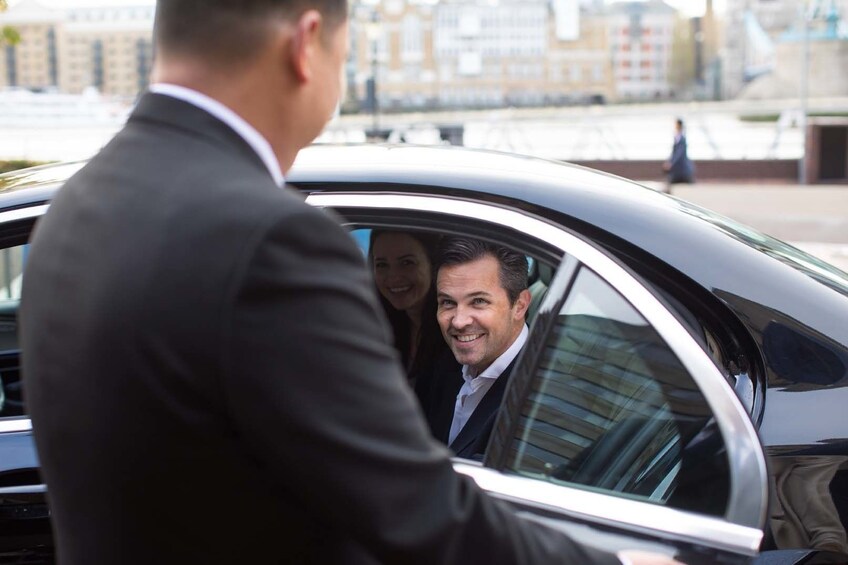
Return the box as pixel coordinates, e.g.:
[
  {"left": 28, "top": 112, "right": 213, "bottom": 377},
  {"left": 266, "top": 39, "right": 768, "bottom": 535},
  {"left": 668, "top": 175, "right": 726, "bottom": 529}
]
[
  {"left": 420, "top": 350, "right": 518, "bottom": 460},
  {"left": 668, "top": 134, "right": 694, "bottom": 183},
  {"left": 20, "top": 93, "right": 619, "bottom": 565}
]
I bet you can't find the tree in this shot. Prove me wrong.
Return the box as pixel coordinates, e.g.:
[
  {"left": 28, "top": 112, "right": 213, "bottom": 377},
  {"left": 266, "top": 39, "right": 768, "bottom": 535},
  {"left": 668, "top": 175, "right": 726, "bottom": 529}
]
[
  {"left": 669, "top": 14, "right": 696, "bottom": 97},
  {"left": 0, "top": 0, "right": 21, "bottom": 47}
]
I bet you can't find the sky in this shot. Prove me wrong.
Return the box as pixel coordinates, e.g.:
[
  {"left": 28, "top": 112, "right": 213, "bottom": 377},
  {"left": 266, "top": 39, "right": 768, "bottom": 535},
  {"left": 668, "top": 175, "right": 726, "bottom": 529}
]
[{"left": 9, "top": 0, "right": 727, "bottom": 17}]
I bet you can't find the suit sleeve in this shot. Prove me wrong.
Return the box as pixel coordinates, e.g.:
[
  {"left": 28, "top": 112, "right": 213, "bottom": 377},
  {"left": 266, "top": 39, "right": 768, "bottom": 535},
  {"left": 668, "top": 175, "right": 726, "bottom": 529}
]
[{"left": 222, "top": 204, "right": 621, "bottom": 565}]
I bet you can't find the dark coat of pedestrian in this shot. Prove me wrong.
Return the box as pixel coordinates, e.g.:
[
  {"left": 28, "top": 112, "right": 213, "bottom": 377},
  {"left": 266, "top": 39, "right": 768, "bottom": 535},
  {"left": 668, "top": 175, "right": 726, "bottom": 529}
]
[{"left": 663, "top": 118, "right": 695, "bottom": 192}]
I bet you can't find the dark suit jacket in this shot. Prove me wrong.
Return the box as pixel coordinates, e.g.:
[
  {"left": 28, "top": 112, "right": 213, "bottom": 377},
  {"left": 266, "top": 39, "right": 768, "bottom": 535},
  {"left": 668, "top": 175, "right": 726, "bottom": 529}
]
[
  {"left": 20, "top": 92, "right": 619, "bottom": 565},
  {"left": 668, "top": 134, "right": 694, "bottom": 183},
  {"left": 420, "top": 350, "right": 517, "bottom": 460}
]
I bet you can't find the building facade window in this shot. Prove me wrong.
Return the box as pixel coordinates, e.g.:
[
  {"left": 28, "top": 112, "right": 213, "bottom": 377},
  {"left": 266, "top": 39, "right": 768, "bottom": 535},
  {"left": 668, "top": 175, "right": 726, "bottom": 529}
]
[
  {"left": 570, "top": 65, "right": 582, "bottom": 82},
  {"left": 401, "top": 14, "right": 423, "bottom": 60},
  {"left": 92, "top": 39, "right": 104, "bottom": 90},
  {"left": 5, "top": 46, "right": 16, "bottom": 87},
  {"left": 593, "top": 64, "right": 604, "bottom": 82}
]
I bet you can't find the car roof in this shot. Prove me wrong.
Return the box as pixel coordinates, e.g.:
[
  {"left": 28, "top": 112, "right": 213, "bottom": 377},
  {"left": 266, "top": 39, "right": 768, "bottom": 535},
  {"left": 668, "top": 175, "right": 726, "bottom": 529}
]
[
  {"left": 289, "top": 145, "right": 848, "bottom": 354},
  {"left": 3, "top": 143, "right": 848, "bottom": 350},
  {"left": 290, "top": 145, "right": 847, "bottom": 287}
]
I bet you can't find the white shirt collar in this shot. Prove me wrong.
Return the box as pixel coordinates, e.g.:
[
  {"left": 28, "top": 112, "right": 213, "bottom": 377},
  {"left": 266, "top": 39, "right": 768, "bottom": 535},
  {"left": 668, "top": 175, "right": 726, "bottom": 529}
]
[
  {"left": 448, "top": 324, "right": 529, "bottom": 446},
  {"left": 148, "top": 83, "right": 285, "bottom": 188},
  {"left": 461, "top": 324, "right": 529, "bottom": 382}
]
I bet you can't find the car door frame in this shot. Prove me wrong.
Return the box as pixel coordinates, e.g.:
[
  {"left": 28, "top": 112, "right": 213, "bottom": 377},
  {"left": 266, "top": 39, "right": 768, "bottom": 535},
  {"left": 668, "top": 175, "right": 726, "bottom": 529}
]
[
  {"left": 307, "top": 190, "right": 769, "bottom": 560},
  {"left": 0, "top": 205, "right": 47, "bottom": 446},
  {"left": 0, "top": 205, "right": 52, "bottom": 562}
]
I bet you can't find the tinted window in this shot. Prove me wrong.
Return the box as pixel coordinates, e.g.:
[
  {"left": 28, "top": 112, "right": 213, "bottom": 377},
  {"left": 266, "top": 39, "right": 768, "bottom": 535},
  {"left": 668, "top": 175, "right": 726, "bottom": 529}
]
[
  {"left": 507, "top": 266, "right": 730, "bottom": 516},
  {"left": 0, "top": 243, "right": 26, "bottom": 302},
  {"left": 0, "top": 244, "right": 25, "bottom": 418}
]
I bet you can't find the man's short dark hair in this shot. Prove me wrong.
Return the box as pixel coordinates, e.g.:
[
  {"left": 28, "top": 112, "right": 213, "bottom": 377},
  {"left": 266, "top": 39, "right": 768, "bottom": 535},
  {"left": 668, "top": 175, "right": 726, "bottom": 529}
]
[
  {"left": 155, "top": 0, "right": 347, "bottom": 64},
  {"left": 438, "top": 237, "right": 528, "bottom": 305}
]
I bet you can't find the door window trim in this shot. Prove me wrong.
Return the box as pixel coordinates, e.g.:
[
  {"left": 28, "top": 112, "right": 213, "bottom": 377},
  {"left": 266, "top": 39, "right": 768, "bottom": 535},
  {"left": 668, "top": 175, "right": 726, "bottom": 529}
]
[
  {"left": 454, "top": 462, "right": 763, "bottom": 556},
  {"left": 0, "top": 419, "right": 31, "bottom": 433},
  {"left": 0, "top": 205, "right": 46, "bottom": 433},
  {"left": 0, "top": 205, "right": 49, "bottom": 225},
  {"left": 308, "top": 192, "right": 767, "bottom": 537}
]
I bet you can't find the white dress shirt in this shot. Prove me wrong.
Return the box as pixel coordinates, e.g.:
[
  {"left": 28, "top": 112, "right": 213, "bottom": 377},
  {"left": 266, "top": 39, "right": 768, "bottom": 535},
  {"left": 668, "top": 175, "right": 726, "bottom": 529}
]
[
  {"left": 148, "top": 83, "right": 285, "bottom": 188},
  {"left": 448, "top": 324, "right": 529, "bottom": 445}
]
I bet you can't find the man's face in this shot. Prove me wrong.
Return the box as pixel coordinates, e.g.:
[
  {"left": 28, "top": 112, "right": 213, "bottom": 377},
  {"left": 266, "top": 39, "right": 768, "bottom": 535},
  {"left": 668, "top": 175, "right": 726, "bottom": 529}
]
[{"left": 437, "top": 255, "right": 528, "bottom": 376}]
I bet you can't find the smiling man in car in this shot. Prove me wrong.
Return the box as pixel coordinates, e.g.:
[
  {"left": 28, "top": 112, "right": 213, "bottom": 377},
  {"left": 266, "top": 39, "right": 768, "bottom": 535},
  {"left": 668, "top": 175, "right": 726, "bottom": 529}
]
[{"left": 421, "top": 237, "right": 531, "bottom": 459}]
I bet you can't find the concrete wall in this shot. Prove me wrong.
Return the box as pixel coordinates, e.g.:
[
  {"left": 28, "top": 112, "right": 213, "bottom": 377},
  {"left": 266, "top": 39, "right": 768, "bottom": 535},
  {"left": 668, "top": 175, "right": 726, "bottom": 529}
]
[
  {"left": 805, "top": 119, "right": 848, "bottom": 183},
  {"left": 571, "top": 158, "right": 800, "bottom": 182}
]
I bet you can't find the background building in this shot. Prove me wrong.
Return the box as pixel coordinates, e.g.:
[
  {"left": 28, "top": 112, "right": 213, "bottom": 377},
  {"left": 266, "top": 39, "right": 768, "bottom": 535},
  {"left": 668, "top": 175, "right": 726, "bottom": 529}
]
[
  {"left": 0, "top": 0, "right": 153, "bottom": 98},
  {"left": 720, "top": 0, "right": 848, "bottom": 99},
  {"left": 350, "top": 0, "right": 439, "bottom": 111},
  {"left": 0, "top": 0, "right": 61, "bottom": 90},
  {"left": 606, "top": 1, "right": 676, "bottom": 101},
  {"left": 739, "top": 1, "right": 848, "bottom": 100},
  {"left": 349, "top": 0, "right": 614, "bottom": 110},
  {"left": 547, "top": 1, "right": 614, "bottom": 105},
  {"left": 6, "top": 0, "right": 841, "bottom": 109}
]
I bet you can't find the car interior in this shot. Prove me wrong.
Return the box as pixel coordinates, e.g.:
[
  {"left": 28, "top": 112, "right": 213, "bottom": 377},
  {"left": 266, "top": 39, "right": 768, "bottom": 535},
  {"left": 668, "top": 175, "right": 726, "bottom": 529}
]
[
  {"left": 0, "top": 242, "right": 26, "bottom": 419},
  {"left": 348, "top": 221, "right": 731, "bottom": 518}
]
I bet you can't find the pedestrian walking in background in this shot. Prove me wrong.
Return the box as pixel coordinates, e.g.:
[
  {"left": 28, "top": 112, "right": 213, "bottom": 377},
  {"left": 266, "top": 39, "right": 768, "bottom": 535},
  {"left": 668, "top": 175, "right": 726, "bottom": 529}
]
[{"left": 662, "top": 118, "right": 695, "bottom": 193}]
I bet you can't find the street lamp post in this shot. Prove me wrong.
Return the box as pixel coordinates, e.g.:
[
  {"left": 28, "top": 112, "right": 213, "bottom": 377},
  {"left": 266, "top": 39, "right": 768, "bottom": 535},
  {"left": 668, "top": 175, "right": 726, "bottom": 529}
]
[
  {"left": 799, "top": 0, "right": 811, "bottom": 184},
  {"left": 366, "top": 10, "right": 380, "bottom": 138}
]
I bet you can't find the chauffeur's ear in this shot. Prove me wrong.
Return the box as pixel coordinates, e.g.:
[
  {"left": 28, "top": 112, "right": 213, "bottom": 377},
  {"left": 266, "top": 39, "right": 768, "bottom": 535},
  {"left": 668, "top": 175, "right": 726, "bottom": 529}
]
[
  {"left": 289, "top": 9, "right": 324, "bottom": 84},
  {"left": 513, "top": 289, "right": 531, "bottom": 320}
]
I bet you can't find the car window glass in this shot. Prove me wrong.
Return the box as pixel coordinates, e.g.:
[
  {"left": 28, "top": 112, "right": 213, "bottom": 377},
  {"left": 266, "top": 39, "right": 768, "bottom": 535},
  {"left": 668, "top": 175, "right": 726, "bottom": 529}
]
[
  {"left": 350, "top": 227, "right": 540, "bottom": 278},
  {"left": 0, "top": 243, "right": 26, "bottom": 302},
  {"left": 0, "top": 243, "right": 25, "bottom": 419},
  {"left": 349, "top": 228, "right": 372, "bottom": 258},
  {"left": 506, "top": 266, "right": 730, "bottom": 517}
]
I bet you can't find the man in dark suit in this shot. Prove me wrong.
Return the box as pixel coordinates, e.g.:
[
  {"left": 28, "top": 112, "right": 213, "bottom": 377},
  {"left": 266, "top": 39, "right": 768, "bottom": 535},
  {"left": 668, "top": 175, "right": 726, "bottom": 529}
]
[
  {"left": 662, "top": 118, "right": 695, "bottom": 193},
  {"left": 422, "top": 238, "right": 530, "bottom": 460},
  {"left": 20, "top": 2, "right": 680, "bottom": 565}
]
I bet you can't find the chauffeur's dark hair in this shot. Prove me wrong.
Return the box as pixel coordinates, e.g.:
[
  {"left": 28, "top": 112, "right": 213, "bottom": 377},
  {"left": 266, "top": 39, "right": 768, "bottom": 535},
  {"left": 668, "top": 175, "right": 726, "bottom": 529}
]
[
  {"left": 438, "top": 237, "right": 528, "bottom": 306},
  {"left": 155, "top": 0, "right": 347, "bottom": 64}
]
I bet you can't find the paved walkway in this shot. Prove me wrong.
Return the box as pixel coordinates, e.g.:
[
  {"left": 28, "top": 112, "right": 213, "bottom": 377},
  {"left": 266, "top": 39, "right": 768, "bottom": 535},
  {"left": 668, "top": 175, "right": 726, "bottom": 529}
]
[{"left": 639, "top": 182, "right": 848, "bottom": 272}]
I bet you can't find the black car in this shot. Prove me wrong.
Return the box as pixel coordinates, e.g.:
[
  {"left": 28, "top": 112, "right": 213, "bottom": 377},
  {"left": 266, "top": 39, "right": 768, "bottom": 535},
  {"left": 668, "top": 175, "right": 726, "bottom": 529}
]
[{"left": 1, "top": 145, "right": 847, "bottom": 564}]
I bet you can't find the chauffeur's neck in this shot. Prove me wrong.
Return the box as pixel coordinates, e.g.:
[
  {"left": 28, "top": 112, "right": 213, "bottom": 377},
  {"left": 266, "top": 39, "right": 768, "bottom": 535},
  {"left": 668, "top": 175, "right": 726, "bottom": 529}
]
[{"left": 151, "top": 54, "right": 302, "bottom": 174}]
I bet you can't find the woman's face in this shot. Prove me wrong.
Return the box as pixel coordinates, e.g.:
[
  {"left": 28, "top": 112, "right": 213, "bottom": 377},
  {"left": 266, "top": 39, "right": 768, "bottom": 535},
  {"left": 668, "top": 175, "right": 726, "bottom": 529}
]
[{"left": 372, "top": 233, "right": 432, "bottom": 314}]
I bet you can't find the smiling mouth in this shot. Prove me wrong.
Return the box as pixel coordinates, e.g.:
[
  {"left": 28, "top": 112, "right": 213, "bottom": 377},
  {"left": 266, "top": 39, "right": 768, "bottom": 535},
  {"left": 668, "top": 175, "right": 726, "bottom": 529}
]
[
  {"left": 388, "top": 285, "right": 412, "bottom": 294},
  {"left": 454, "top": 334, "right": 483, "bottom": 343}
]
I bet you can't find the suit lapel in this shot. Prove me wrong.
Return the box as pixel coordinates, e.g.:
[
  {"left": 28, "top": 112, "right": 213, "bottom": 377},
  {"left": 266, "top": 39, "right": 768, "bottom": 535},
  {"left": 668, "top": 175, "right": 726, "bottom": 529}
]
[
  {"left": 425, "top": 357, "right": 463, "bottom": 445},
  {"left": 448, "top": 359, "right": 516, "bottom": 456},
  {"left": 431, "top": 377, "right": 462, "bottom": 446}
]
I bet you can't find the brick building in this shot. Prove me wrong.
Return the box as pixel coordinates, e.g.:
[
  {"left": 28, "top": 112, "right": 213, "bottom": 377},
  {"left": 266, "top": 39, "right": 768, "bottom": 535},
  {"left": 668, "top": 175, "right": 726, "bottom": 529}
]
[
  {"left": 0, "top": 0, "right": 153, "bottom": 98},
  {"left": 349, "top": 0, "right": 615, "bottom": 110},
  {"left": 606, "top": 1, "right": 676, "bottom": 101}
]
